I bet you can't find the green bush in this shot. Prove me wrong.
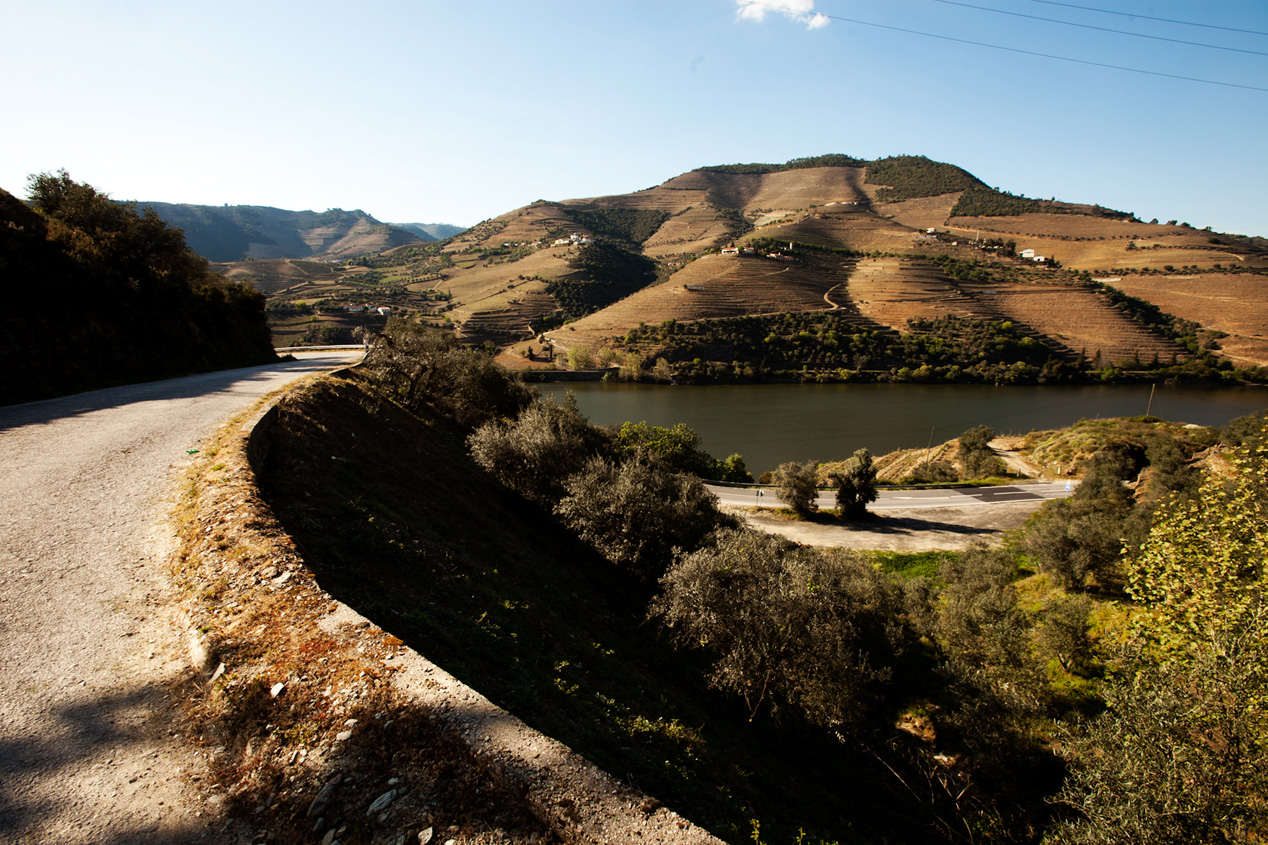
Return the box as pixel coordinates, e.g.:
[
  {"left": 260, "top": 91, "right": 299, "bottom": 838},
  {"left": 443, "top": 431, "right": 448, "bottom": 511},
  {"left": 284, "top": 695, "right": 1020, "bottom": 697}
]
[
  {"left": 653, "top": 528, "right": 907, "bottom": 730},
  {"left": 772, "top": 460, "right": 819, "bottom": 516},
  {"left": 554, "top": 456, "right": 733, "bottom": 582}
]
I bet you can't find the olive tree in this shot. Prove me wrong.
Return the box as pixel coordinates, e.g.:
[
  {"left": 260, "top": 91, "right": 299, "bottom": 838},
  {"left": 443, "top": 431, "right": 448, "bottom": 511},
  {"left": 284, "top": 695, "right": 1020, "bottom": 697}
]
[
  {"left": 829, "top": 448, "right": 877, "bottom": 519},
  {"left": 652, "top": 528, "right": 907, "bottom": 730},
  {"left": 467, "top": 393, "right": 607, "bottom": 504},
  {"left": 554, "top": 456, "right": 734, "bottom": 581},
  {"left": 772, "top": 460, "right": 819, "bottom": 517}
]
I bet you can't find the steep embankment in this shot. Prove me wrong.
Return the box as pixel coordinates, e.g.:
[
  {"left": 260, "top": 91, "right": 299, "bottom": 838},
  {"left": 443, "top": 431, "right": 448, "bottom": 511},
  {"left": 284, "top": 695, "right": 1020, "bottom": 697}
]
[
  {"left": 219, "top": 368, "right": 954, "bottom": 844},
  {"left": 171, "top": 366, "right": 720, "bottom": 845}
]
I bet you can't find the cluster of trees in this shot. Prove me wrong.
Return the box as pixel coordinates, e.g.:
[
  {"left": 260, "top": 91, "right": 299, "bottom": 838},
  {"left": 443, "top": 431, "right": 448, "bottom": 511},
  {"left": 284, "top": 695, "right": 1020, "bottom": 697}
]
[
  {"left": 466, "top": 396, "right": 740, "bottom": 581},
  {"left": 546, "top": 241, "right": 658, "bottom": 321},
  {"left": 865, "top": 155, "right": 985, "bottom": 202},
  {"left": 365, "top": 323, "right": 751, "bottom": 582},
  {"left": 616, "top": 310, "right": 1070, "bottom": 385},
  {"left": 770, "top": 449, "right": 878, "bottom": 519},
  {"left": 699, "top": 153, "right": 867, "bottom": 175},
  {"left": 0, "top": 172, "right": 275, "bottom": 404},
  {"left": 950, "top": 186, "right": 1136, "bottom": 221},
  {"left": 559, "top": 208, "right": 670, "bottom": 246}
]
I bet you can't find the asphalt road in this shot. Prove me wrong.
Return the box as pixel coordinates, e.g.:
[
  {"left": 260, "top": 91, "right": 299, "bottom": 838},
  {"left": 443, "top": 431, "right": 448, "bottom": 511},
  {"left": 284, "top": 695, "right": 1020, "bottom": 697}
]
[
  {"left": 0, "top": 352, "right": 360, "bottom": 844},
  {"left": 709, "top": 481, "right": 1076, "bottom": 511}
]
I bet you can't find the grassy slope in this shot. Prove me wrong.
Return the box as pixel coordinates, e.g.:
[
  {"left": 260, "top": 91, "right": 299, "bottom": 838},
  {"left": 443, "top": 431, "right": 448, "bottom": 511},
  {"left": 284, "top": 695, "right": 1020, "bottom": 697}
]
[{"left": 255, "top": 370, "right": 944, "bottom": 844}]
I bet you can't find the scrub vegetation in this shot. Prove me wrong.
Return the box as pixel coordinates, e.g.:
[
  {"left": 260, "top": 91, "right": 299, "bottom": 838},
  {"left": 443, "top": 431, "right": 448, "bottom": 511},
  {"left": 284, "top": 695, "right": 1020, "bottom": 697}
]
[{"left": 252, "top": 320, "right": 1268, "bottom": 843}]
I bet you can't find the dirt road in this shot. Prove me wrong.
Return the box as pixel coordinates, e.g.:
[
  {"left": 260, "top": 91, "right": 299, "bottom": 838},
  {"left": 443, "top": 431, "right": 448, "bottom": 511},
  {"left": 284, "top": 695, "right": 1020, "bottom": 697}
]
[{"left": 0, "top": 352, "right": 359, "bottom": 844}]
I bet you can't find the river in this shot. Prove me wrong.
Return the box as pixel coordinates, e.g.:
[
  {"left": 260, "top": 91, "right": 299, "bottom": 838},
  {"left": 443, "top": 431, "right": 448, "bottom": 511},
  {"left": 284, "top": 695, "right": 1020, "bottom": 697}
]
[{"left": 538, "top": 382, "right": 1267, "bottom": 475}]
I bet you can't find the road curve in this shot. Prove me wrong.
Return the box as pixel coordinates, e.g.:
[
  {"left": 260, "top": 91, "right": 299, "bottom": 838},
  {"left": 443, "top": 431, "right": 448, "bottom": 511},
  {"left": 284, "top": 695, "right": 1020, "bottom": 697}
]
[
  {"left": 0, "top": 352, "right": 360, "bottom": 844},
  {"left": 708, "top": 481, "right": 1076, "bottom": 511}
]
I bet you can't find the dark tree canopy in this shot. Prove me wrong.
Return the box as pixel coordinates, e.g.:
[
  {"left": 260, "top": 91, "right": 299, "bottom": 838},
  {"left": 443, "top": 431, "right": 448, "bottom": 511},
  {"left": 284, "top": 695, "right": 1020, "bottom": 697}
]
[{"left": 0, "top": 172, "right": 275, "bottom": 404}]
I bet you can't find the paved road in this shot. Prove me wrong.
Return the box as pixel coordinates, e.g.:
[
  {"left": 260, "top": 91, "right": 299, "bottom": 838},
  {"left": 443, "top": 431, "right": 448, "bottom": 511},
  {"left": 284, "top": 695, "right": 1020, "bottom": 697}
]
[
  {"left": 709, "top": 481, "right": 1076, "bottom": 511},
  {"left": 0, "top": 352, "right": 359, "bottom": 844}
]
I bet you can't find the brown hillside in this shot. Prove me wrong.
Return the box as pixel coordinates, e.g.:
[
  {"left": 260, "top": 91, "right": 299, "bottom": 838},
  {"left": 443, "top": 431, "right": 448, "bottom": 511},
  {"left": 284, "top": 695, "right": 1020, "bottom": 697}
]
[
  {"left": 984, "top": 284, "right": 1187, "bottom": 365},
  {"left": 289, "top": 157, "right": 1267, "bottom": 369},
  {"left": 1109, "top": 272, "right": 1268, "bottom": 367},
  {"left": 846, "top": 257, "right": 985, "bottom": 330},
  {"left": 875, "top": 191, "right": 963, "bottom": 231},
  {"left": 545, "top": 252, "right": 848, "bottom": 353},
  {"left": 945, "top": 215, "right": 1246, "bottom": 272}
]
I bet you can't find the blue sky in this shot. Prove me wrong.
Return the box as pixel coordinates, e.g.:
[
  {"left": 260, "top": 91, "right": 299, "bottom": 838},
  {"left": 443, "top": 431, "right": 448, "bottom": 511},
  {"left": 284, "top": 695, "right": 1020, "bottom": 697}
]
[{"left": 3, "top": 0, "right": 1266, "bottom": 236}]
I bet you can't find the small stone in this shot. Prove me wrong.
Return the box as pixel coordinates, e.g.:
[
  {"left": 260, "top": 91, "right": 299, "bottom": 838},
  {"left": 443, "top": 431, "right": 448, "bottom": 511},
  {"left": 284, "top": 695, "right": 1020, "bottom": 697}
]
[
  {"left": 320, "top": 830, "right": 338, "bottom": 845},
  {"left": 367, "top": 789, "right": 397, "bottom": 815},
  {"left": 335, "top": 730, "right": 353, "bottom": 742},
  {"left": 417, "top": 829, "right": 434, "bottom": 845},
  {"left": 208, "top": 663, "right": 226, "bottom": 685},
  {"left": 307, "top": 773, "right": 343, "bottom": 817},
  {"left": 344, "top": 718, "right": 358, "bottom": 727},
  {"left": 270, "top": 682, "right": 285, "bottom": 698}
]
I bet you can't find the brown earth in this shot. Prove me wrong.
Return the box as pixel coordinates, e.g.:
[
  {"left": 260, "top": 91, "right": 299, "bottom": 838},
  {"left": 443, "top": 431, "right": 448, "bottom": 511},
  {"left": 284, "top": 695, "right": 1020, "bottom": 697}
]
[{"left": 1108, "top": 272, "right": 1268, "bottom": 367}]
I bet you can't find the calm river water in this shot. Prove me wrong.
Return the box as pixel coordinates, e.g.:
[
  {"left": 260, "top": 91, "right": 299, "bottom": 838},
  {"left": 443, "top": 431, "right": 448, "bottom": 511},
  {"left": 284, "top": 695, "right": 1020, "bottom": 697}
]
[{"left": 539, "top": 382, "right": 1268, "bottom": 475}]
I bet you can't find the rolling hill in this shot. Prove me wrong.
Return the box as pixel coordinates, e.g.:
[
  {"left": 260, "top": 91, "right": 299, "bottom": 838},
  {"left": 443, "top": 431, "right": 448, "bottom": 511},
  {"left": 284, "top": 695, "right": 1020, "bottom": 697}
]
[
  {"left": 245, "top": 154, "right": 1268, "bottom": 375},
  {"left": 136, "top": 202, "right": 430, "bottom": 262}
]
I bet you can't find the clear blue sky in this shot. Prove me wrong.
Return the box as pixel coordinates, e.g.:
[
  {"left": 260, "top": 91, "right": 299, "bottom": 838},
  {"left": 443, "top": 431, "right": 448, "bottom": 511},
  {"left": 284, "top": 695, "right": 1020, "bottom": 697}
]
[{"left": 4, "top": 1, "right": 1266, "bottom": 236}]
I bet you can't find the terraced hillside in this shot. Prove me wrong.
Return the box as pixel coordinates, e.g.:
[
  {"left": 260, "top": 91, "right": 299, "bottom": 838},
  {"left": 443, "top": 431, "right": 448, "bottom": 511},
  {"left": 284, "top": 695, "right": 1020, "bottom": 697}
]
[
  {"left": 263, "top": 155, "right": 1267, "bottom": 376},
  {"left": 550, "top": 252, "right": 852, "bottom": 353},
  {"left": 1108, "top": 272, "right": 1268, "bottom": 367}
]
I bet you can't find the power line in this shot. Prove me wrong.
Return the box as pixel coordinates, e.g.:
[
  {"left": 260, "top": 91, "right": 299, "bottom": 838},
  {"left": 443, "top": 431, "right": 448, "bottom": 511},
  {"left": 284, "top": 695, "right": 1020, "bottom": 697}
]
[
  {"left": 932, "top": 0, "right": 1268, "bottom": 57},
  {"left": 742, "top": 2, "right": 1268, "bottom": 93},
  {"left": 1027, "top": 0, "right": 1268, "bottom": 38}
]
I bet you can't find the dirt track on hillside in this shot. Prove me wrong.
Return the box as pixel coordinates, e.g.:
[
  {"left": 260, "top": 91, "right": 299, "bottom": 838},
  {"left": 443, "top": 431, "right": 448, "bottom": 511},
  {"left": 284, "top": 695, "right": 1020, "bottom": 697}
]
[{"left": 731, "top": 500, "right": 1040, "bottom": 551}]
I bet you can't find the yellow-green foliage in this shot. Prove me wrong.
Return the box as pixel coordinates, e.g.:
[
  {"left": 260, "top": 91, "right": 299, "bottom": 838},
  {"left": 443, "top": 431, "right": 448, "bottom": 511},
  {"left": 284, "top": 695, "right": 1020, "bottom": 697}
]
[{"left": 1129, "top": 438, "right": 1268, "bottom": 666}]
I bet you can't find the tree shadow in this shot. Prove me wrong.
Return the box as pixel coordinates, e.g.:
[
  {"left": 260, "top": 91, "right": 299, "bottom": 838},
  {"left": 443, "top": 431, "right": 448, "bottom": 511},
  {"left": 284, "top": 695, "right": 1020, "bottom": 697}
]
[{"left": 0, "top": 680, "right": 199, "bottom": 841}]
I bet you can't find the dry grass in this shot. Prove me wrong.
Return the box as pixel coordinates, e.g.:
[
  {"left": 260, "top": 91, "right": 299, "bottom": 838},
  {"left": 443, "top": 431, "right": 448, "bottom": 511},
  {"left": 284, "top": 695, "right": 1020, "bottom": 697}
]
[{"left": 167, "top": 385, "right": 558, "bottom": 845}]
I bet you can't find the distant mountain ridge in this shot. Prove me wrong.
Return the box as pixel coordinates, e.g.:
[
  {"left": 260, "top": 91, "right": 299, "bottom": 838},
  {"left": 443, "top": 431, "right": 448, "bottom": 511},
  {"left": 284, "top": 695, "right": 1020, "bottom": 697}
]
[
  {"left": 392, "top": 222, "right": 467, "bottom": 242},
  {"left": 133, "top": 202, "right": 463, "bottom": 262}
]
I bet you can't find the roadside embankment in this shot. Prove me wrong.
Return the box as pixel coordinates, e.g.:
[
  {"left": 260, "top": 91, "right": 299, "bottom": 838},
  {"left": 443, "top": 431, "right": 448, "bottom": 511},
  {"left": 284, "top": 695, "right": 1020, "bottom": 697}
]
[{"left": 171, "top": 369, "right": 722, "bottom": 845}]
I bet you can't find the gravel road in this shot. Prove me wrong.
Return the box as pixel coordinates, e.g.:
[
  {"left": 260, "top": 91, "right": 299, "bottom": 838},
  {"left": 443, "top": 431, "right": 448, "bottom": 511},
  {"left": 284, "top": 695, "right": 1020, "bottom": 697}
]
[{"left": 0, "top": 352, "right": 360, "bottom": 844}]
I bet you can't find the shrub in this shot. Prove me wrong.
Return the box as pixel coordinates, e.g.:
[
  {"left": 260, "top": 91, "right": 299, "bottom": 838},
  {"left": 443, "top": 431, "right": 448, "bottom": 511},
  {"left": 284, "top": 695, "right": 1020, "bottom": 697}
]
[
  {"left": 554, "top": 456, "right": 732, "bottom": 581},
  {"left": 958, "top": 425, "right": 1006, "bottom": 479},
  {"left": 467, "top": 393, "right": 608, "bottom": 504},
  {"left": 772, "top": 460, "right": 819, "bottom": 516},
  {"left": 653, "top": 528, "right": 907, "bottom": 730},
  {"left": 364, "top": 320, "right": 533, "bottom": 429},
  {"left": 829, "top": 448, "right": 877, "bottom": 519}
]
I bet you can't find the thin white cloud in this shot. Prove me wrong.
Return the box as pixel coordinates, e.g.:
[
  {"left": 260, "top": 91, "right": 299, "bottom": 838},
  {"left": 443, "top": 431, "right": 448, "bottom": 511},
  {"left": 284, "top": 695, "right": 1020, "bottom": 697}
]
[{"left": 736, "top": 0, "right": 830, "bottom": 30}]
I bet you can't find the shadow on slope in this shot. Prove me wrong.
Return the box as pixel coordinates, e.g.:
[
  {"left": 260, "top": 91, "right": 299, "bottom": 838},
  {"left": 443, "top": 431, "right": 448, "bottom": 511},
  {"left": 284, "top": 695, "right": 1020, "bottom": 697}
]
[{"left": 255, "top": 370, "right": 941, "bottom": 844}]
